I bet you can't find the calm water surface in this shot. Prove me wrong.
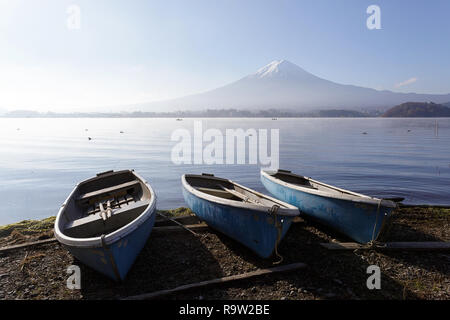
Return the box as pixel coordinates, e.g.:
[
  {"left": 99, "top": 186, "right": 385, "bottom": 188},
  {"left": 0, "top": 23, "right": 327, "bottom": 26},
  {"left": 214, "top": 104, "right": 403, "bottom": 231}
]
[{"left": 0, "top": 118, "right": 449, "bottom": 224}]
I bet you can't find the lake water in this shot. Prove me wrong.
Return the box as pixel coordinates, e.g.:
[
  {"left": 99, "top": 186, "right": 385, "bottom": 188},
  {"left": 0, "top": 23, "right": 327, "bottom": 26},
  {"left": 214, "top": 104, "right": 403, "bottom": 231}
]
[{"left": 0, "top": 118, "right": 449, "bottom": 225}]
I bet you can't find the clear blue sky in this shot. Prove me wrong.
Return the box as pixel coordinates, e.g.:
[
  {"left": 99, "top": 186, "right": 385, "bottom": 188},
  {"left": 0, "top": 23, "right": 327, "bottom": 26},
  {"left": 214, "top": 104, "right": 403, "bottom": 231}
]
[{"left": 0, "top": 0, "right": 449, "bottom": 111}]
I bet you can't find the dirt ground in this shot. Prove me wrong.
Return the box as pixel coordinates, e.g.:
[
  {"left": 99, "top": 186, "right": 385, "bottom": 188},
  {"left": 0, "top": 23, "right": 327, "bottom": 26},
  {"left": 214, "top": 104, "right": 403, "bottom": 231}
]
[{"left": 0, "top": 206, "right": 448, "bottom": 300}]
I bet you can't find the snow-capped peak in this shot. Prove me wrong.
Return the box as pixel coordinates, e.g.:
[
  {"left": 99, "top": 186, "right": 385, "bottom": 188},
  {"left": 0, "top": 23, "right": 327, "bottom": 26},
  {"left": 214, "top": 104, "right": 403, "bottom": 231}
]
[
  {"left": 255, "top": 60, "right": 286, "bottom": 77},
  {"left": 251, "top": 59, "right": 311, "bottom": 79}
]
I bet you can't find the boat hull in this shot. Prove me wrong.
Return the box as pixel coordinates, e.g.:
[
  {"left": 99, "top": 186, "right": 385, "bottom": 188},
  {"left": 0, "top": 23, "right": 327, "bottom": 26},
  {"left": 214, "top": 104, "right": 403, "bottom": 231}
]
[
  {"left": 182, "top": 186, "right": 293, "bottom": 258},
  {"left": 65, "top": 207, "right": 156, "bottom": 281},
  {"left": 261, "top": 173, "right": 394, "bottom": 243}
]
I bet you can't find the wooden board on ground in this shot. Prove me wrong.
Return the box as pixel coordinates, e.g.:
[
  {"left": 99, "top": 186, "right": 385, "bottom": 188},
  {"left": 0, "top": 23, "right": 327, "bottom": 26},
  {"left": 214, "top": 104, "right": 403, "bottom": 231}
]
[
  {"left": 122, "top": 262, "right": 307, "bottom": 300},
  {"left": 320, "top": 241, "right": 450, "bottom": 251},
  {"left": 152, "top": 223, "right": 209, "bottom": 234},
  {"left": 398, "top": 204, "right": 450, "bottom": 209},
  {"left": 0, "top": 224, "right": 210, "bottom": 253},
  {"left": 154, "top": 214, "right": 200, "bottom": 226},
  {"left": 0, "top": 238, "right": 58, "bottom": 254}
]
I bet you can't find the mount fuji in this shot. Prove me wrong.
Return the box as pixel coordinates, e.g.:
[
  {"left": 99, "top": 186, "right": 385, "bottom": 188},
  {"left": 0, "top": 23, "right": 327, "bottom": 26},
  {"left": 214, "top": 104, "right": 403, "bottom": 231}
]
[{"left": 137, "top": 60, "right": 450, "bottom": 112}]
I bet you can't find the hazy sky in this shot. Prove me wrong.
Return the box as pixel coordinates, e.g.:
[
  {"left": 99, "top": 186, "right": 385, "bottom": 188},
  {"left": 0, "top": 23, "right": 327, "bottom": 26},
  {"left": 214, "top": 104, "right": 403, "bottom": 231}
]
[{"left": 1, "top": 0, "right": 449, "bottom": 111}]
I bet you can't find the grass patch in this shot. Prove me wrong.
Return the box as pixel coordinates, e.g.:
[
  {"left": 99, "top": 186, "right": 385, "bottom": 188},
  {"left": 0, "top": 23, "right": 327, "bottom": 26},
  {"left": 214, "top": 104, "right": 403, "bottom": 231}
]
[
  {"left": 157, "top": 207, "right": 193, "bottom": 217},
  {"left": 0, "top": 208, "right": 195, "bottom": 239},
  {"left": 0, "top": 217, "right": 55, "bottom": 238}
]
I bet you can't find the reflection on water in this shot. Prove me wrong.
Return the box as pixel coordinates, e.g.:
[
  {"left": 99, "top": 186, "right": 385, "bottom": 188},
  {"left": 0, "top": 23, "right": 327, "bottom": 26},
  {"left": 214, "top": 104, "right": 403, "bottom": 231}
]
[{"left": 0, "top": 118, "right": 449, "bottom": 224}]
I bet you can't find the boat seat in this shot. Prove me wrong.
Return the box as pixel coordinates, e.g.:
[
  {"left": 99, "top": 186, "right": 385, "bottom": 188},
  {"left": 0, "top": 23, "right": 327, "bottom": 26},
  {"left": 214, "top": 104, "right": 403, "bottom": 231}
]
[
  {"left": 64, "top": 199, "right": 150, "bottom": 238},
  {"left": 76, "top": 180, "right": 141, "bottom": 204},
  {"left": 290, "top": 182, "right": 318, "bottom": 190},
  {"left": 195, "top": 187, "right": 235, "bottom": 199},
  {"left": 216, "top": 184, "right": 262, "bottom": 205}
]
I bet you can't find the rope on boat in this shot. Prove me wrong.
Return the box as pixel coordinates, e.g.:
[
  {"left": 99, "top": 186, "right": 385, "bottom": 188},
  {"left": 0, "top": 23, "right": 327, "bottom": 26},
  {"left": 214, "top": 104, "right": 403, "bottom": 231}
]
[
  {"left": 101, "top": 234, "right": 121, "bottom": 281},
  {"left": 369, "top": 199, "right": 383, "bottom": 247},
  {"left": 269, "top": 205, "right": 283, "bottom": 265},
  {"left": 377, "top": 206, "right": 397, "bottom": 243}
]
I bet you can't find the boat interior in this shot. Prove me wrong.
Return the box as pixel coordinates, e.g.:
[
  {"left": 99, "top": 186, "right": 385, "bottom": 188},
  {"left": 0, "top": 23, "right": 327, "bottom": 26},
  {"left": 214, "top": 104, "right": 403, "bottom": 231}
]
[
  {"left": 186, "top": 174, "right": 286, "bottom": 207},
  {"left": 270, "top": 170, "right": 363, "bottom": 197},
  {"left": 62, "top": 171, "right": 152, "bottom": 238},
  {"left": 271, "top": 170, "right": 317, "bottom": 188}
]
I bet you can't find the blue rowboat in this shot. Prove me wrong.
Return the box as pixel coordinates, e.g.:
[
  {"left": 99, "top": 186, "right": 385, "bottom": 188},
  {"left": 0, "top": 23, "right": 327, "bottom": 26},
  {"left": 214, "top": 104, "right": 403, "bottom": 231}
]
[
  {"left": 261, "top": 169, "right": 397, "bottom": 244},
  {"left": 54, "top": 170, "right": 156, "bottom": 281},
  {"left": 182, "top": 174, "right": 299, "bottom": 258}
]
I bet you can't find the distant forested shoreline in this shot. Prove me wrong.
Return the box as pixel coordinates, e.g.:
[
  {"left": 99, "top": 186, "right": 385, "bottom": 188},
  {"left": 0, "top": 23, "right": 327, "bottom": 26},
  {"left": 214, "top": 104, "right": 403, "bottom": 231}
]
[
  {"left": 0, "top": 109, "right": 379, "bottom": 118},
  {"left": 2, "top": 102, "right": 450, "bottom": 118}
]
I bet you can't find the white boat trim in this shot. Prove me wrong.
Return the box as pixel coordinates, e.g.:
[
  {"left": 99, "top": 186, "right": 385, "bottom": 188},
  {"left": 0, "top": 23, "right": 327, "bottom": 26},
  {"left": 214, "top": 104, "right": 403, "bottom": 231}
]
[
  {"left": 182, "top": 174, "right": 299, "bottom": 217},
  {"left": 261, "top": 170, "right": 397, "bottom": 208}
]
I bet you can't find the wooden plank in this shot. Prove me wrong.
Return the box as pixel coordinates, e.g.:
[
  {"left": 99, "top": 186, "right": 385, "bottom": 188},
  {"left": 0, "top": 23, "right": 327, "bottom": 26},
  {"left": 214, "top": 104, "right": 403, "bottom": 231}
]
[
  {"left": 0, "top": 238, "right": 58, "bottom": 254},
  {"left": 154, "top": 217, "right": 200, "bottom": 227},
  {"left": 152, "top": 224, "right": 209, "bottom": 234},
  {"left": 195, "top": 187, "right": 235, "bottom": 199},
  {"left": 154, "top": 214, "right": 199, "bottom": 226},
  {"left": 217, "top": 184, "right": 261, "bottom": 205},
  {"left": 121, "top": 262, "right": 307, "bottom": 300},
  {"left": 156, "top": 212, "right": 201, "bottom": 236},
  {"left": 77, "top": 180, "right": 140, "bottom": 201},
  {"left": 398, "top": 204, "right": 450, "bottom": 209},
  {"left": 320, "top": 242, "right": 363, "bottom": 250},
  {"left": 384, "top": 242, "right": 450, "bottom": 250},
  {"left": 0, "top": 224, "right": 209, "bottom": 253},
  {"left": 320, "top": 241, "right": 450, "bottom": 251}
]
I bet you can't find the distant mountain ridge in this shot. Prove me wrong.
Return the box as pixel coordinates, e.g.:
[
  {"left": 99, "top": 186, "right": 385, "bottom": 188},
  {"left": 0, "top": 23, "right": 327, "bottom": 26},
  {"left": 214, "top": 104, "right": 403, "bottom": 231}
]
[
  {"left": 382, "top": 102, "right": 450, "bottom": 117},
  {"left": 136, "top": 60, "right": 450, "bottom": 112}
]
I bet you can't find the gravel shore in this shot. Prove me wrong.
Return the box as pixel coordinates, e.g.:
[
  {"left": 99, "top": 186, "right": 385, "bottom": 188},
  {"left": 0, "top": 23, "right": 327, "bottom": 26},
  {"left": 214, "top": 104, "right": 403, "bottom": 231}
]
[{"left": 0, "top": 207, "right": 448, "bottom": 300}]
